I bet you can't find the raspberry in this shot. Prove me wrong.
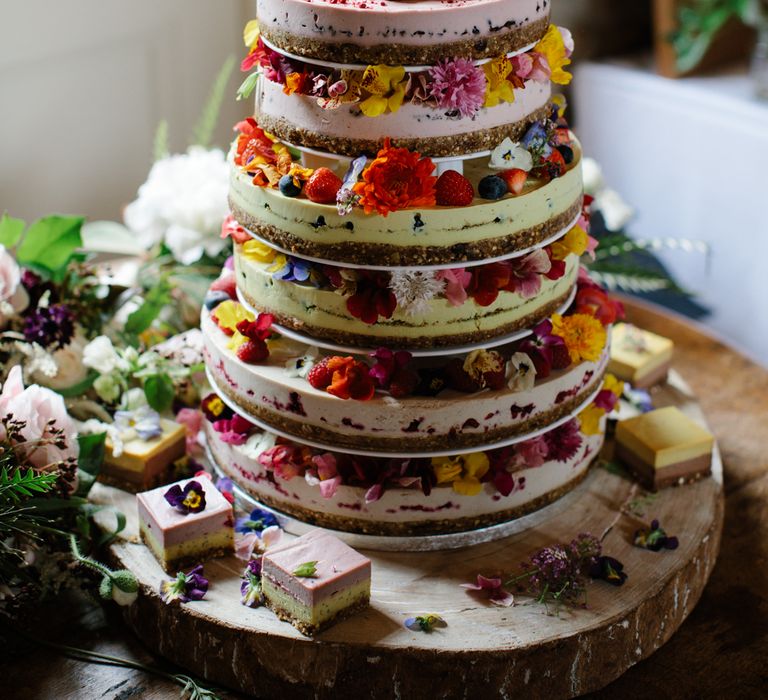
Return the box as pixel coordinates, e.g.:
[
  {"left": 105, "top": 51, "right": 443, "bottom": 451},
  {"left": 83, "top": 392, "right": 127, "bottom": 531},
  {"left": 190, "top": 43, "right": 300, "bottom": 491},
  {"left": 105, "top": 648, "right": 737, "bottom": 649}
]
[
  {"left": 307, "top": 359, "right": 332, "bottom": 390},
  {"left": 444, "top": 359, "right": 481, "bottom": 393},
  {"left": 304, "top": 168, "right": 342, "bottom": 204},
  {"left": 550, "top": 343, "right": 572, "bottom": 371},
  {"left": 236, "top": 339, "right": 269, "bottom": 364},
  {"left": 435, "top": 170, "right": 474, "bottom": 207}
]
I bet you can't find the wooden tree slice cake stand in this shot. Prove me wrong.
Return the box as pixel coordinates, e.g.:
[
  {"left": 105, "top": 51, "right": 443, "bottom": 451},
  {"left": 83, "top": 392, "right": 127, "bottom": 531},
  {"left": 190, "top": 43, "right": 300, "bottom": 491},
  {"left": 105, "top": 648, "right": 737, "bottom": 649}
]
[{"left": 92, "top": 371, "right": 723, "bottom": 699}]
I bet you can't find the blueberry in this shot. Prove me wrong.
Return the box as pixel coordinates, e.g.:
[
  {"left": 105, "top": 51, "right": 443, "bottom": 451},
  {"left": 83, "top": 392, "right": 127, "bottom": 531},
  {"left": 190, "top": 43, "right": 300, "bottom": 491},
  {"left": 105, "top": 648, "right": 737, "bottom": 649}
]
[
  {"left": 478, "top": 175, "right": 508, "bottom": 200},
  {"left": 279, "top": 174, "right": 302, "bottom": 197},
  {"left": 557, "top": 145, "right": 574, "bottom": 165},
  {"left": 204, "top": 290, "right": 231, "bottom": 311}
]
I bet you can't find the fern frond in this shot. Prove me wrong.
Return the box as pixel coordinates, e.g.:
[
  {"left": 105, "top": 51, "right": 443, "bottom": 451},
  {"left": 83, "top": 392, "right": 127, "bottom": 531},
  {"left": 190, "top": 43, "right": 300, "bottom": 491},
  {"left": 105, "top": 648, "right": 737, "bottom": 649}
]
[
  {"left": 0, "top": 467, "right": 59, "bottom": 505},
  {"left": 191, "top": 55, "right": 236, "bottom": 148}
]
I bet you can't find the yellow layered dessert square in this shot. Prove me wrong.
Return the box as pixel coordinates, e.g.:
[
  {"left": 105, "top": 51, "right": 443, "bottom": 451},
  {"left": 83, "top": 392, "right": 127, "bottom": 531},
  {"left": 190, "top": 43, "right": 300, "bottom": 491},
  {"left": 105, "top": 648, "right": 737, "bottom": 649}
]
[
  {"left": 137, "top": 477, "right": 234, "bottom": 573},
  {"left": 262, "top": 530, "right": 371, "bottom": 636},
  {"left": 615, "top": 407, "right": 714, "bottom": 489},
  {"left": 609, "top": 323, "right": 674, "bottom": 389}
]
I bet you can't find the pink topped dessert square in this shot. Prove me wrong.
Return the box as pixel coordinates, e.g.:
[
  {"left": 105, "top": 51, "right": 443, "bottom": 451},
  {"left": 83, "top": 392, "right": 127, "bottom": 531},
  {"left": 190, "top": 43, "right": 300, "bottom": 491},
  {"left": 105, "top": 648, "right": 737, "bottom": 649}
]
[
  {"left": 261, "top": 529, "right": 371, "bottom": 636},
  {"left": 137, "top": 477, "right": 234, "bottom": 573}
]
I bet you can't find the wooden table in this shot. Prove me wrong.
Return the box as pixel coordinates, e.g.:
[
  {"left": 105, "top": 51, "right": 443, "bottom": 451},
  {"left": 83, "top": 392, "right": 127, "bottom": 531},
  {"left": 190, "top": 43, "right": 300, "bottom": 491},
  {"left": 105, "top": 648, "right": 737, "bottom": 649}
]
[{"left": 4, "top": 298, "right": 767, "bottom": 699}]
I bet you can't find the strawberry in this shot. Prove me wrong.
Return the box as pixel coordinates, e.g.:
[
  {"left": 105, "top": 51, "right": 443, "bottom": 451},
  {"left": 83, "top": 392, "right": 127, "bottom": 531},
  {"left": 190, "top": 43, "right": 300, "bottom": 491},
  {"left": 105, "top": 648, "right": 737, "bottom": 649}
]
[
  {"left": 304, "top": 168, "right": 342, "bottom": 204},
  {"left": 550, "top": 343, "right": 572, "bottom": 371},
  {"left": 237, "top": 339, "right": 269, "bottom": 364},
  {"left": 435, "top": 170, "right": 474, "bottom": 207},
  {"left": 210, "top": 274, "right": 237, "bottom": 300},
  {"left": 500, "top": 169, "right": 528, "bottom": 196},
  {"left": 444, "top": 359, "right": 481, "bottom": 393},
  {"left": 307, "top": 359, "right": 333, "bottom": 390}
]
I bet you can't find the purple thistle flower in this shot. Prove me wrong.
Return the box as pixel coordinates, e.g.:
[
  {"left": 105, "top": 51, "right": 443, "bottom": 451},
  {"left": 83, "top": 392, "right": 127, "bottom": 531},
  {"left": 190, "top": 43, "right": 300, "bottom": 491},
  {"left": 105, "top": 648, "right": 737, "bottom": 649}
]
[
  {"left": 23, "top": 303, "right": 75, "bottom": 350},
  {"left": 164, "top": 480, "right": 207, "bottom": 514},
  {"left": 160, "top": 564, "right": 209, "bottom": 603},
  {"left": 428, "top": 57, "right": 486, "bottom": 118}
]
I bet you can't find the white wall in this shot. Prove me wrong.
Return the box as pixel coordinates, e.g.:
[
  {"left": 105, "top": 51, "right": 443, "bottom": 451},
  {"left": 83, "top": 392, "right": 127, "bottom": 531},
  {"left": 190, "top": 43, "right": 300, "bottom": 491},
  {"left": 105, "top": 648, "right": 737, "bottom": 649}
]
[{"left": 0, "top": 0, "right": 251, "bottom": 222}]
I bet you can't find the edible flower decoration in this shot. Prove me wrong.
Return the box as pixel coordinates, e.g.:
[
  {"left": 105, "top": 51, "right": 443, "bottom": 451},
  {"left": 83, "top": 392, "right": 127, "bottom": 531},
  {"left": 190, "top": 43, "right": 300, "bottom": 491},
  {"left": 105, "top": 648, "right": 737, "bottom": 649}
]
[
  {"left": 489, "top": 137, "right": 534, "bottom": 172},
  {"left": 235, "top": 507, "right": 279, "bottom": 535},
  {"left": 542, "top": 419, "right": 584, "bottom": 463},
  {"left": 551, "top": 225, "right": 589, "bottom": 262},
  {"left": 533, "top": 24, "right": 573, "bottom": 86},
  {"left": 404, "top": 614, "right": 447, "bottom": 633},
  {"left": 388, "top": 269, "right": 445, "bottom": 316},
  {"left": 240, "top": 559, "right": 264, "bottom": 608},
  {"left": 516, "top": 319, "right": 567, "bottom": 379},
  {"left": 241, "top": 239, "right": 278, "bottom": 265},
  {"left": 164, "top": 480, "right": 207, "bottom": 514},
  {"left": 633, "top": 519, "right": 679, "bottom": 552},
  {"left": 234, "top": 118, "right": 293, "bottom": 187},
  {"left": 201, "top": 392, "right": 230, "bottom": 422},
  {"left": 346, "top": 270, "right": 397, "bottom": 324},
  {"left": 113, "top": 405, "right": 162, "bottom": 442},
  {"left": 369, "top": 348, "right": 418, "bottom": 398},
  {"left": 578, "top": 374, "right": 624, "bottom": 436},
  {"left": 574, "top": 274, "right": 625, "bottom": 326},
  {"left": 483, "top": 56, "right": 522, "bottom": 107},
  {"left": 359, "top": 64, "right": 408, "bottom": 116},
  {"left": 307, "top": 356, "right": 376, "bottom": 401},
  {"left": 229, "top": 313, "right": 274, "bottom": 364},
  {"left": 269, "top": 254, "right": 311, "bottom": 283},
  {"left": 221, "top": 214, "right": 251, "bottom": 245},
  {"left": 212, "top": 300, "right": 254, "bottom": 336},
  {"left": 212, "top": 412, "right": 255, "bottom": 445},
  {"left": 160, "top": 564, "right": 209, "bottom": 604},
  {"left": 551, "top": 313, "right": 607, "bottom": 364},
  {"left": 460, "top": 574, "right": 514, "bottom": 607},
  {"left": 428, "top": 57, "right": 486, "bottom": 118},
  {"left": 336, "top": 155, "right": 367, "bottom": 215},
  {"left": 589, "top": 556, "right": 628, "bottom": 586},
  {"left": 353, "top": 139, "right": 436, "bottom": 216},
  {"left": 431, "top": 452, "right": 490, "bottom": 496}
]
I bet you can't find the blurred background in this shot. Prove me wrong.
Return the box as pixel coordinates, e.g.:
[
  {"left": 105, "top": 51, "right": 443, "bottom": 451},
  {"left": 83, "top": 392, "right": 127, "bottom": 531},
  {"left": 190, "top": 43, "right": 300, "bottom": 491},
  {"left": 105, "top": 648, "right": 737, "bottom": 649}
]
[{"left": 1, "top": 0, "right": 766, "bottom": 364}]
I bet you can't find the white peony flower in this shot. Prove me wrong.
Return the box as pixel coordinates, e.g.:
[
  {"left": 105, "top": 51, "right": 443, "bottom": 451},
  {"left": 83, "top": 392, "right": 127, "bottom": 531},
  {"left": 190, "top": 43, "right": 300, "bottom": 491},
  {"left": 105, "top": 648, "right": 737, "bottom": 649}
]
[
  {"left": 83, "top": 336, "right": 123, "bottom": 375},
  {"left": 123, "top": 146, "right": 230, "bottom": 264},
  {"left": 489, "top": 138, "right": 533, "bottom": 172},
  {"left": 507, "top": 352, "right": 537, "bottom": 392}
]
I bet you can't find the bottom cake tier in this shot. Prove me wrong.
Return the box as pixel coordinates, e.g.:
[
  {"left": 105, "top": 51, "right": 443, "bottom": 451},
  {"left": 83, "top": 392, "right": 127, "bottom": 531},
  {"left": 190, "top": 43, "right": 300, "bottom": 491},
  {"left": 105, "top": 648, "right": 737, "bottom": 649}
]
[{"left": 202, "top": 396, "right": 609, "bottom": 537}]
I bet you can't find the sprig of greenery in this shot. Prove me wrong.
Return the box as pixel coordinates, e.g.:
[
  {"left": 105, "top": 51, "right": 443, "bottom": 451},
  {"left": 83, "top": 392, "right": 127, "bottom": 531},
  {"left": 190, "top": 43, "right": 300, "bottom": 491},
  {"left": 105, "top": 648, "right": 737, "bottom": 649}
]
[
  {"left": 191, "top": 55, "right": 235, "bottom": 149},
  {"left": 0, "top": 467, "right": 59, "bottom": 505}
]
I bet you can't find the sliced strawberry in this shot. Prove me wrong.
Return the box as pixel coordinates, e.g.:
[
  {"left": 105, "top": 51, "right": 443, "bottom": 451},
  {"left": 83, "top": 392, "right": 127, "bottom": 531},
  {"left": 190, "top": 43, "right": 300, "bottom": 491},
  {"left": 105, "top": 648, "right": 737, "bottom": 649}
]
[
  {"left": 435, "top": 170, "right": 474, "bottom": 207},
  {"left": 500, "top": 169, "right": 528, "bottom": 195},
  {"left": 304, "top": 167, "right": 343, "bottom": 204}
]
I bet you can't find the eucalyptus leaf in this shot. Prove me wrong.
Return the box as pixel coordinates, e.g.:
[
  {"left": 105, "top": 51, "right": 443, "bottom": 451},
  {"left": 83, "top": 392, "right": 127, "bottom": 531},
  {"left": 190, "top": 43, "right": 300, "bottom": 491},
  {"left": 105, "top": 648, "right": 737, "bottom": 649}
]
[{"left": 16, "top": 215, "right": 84, "bottom": 277}]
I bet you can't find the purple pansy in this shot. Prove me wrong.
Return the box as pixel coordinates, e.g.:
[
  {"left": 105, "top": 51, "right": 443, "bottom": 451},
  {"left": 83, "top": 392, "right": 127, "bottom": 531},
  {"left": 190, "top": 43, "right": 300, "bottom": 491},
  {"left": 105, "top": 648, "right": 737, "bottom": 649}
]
[
  {"left": 271, "top": 256, "right": 312, "bottom": 283},
  {"left": 160, "top": 564, "right": 209, "bottom": 603},
  {"left": 240, "top": 559, "right": 264, "bottom": 608},
  {"left": 589, "top": 556, "right": 628, "bottom": 587},
  {"left": 164, "top": 480, "right": 207, "bottom": 514},
  {"left": 634, "top": 519, "right": 679, "bottom": 552},
  {"left": 235, "top": 507, "right": 279, "bottom": 534}
]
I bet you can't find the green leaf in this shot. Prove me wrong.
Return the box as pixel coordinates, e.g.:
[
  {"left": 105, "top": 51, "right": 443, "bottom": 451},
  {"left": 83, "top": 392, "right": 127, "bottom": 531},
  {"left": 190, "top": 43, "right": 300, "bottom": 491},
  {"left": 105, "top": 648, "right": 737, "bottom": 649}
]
[
  {"left": 97, "top": 509, "right": 127, "bottom": 547},
  {"left": 237, "top": 72, "right": 260, "bottom": 101},
  {"left": 153, "top": 119, "right": 170, "bottom": 161},
  {"left": 292, "top": 561, "right": 318, "bottom": 578},
  {"left": 77, "top": 433, "right": 106, "bottom": 477},
  {"left": 16, "top": 215, "right": 84, "bottom": 278},
  {"left": 0, "top": 467, "right": 59, "bottom": 504},
  {"left": 124, "top": 279, "right": 172, "bottom": 337},
  {"left": 53, "top": 371, "right": 98, "bottom": 398},
  {"left": 143, "top": 373, "right": 175, "bottom": 412},
  {"left": 191, "top": 55, "right": 235, "bottom": 148},
  {"left": 0, "top": 212, "right": 26, "bottom": 248}
]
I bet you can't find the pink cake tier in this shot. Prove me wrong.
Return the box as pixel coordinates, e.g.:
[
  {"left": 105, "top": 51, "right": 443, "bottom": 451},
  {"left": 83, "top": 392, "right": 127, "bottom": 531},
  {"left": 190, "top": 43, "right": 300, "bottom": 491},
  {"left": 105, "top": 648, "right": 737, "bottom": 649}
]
[
  {"left": 256, "top": 0, "right": 552, "bottom": 65},
  {"left": 228, "top": 138, "right": 584, "bottom": 268},
  {"left": 201, "top": 305, "right": 610, "bottom": 453},
  {"left": 204, "top": 408, "right": 605, "bottom": 536},
  {"left": 232, "top": 244, "right": 580, "bottom": 349}
]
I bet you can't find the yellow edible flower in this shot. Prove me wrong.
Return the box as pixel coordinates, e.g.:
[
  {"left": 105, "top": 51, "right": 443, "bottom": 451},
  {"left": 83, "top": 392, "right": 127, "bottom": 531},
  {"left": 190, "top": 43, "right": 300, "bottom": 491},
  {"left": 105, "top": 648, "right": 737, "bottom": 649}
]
[
  {"left": 243, "top": 20, "right": 260, "bottom": 49},
  {"left": 268, "top": 253, "right": 289, "bottom": 274},
  {"left": 214, "top": 300, "right": 254, "bottom": 335},
  {"left": 534, "top": 25, "right": 572, "bottom": 86},
  {"left": 551, "top": 225, "right": 588, "bottom": 261},
  {"left": 432, "top": 457, "right": 463, "bottom": 485},
  {"left": 483, "top": 57, "right": 517, "bottom": 108},
  {"left": 359, "top": 65, "right": 407, "bottom": 117},
  {"left": 578, "top": 404, "right": 605, "bottom": 436},
  {"left": 242, "top": 240, "right": 277, "bottom": 265},
  {"left": 452, "top": 452, "right": 490, "bottom": 497},
  {"left": 551, "top": 313, "right": 607, "bottom": 364},
  {"left": 603, "top": 374, "right": 625, "bottom": 399},
  {"left": 227, "top": 330, "right": 249, "bottom": 353}
]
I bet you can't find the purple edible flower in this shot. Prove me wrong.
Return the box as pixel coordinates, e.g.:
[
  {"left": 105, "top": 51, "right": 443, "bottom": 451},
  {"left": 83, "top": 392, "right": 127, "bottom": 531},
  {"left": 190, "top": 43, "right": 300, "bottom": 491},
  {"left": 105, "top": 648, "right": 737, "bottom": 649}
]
[
  {"left": 589, "top": 556, "right": 628, "bottom": 587},
  {"left": 23, "top": 303, "right": 75, "bottom": 350},
  {"left": 240, "top": 558, "right": 264, "bottom": 607},
  {"left": 404, "top": 614, "right": 447, "bottom": 633},
  {"left": 160, "top": 564, "right": 209, "bottom": 603},
  {"left": 235, "top": 507, "right": 279, "bottom": 534},
  {"left": 521, "top": 121, "right": 552, "bottom": 157},
  {"left": 634, "top": 519, "right": 679, "bottom": 552},
  {"left": 271, "top": 256, "right": 312, "bottom": 283},
  {"left": 164, "top": 480, "right": 207, "bottom": 514}
]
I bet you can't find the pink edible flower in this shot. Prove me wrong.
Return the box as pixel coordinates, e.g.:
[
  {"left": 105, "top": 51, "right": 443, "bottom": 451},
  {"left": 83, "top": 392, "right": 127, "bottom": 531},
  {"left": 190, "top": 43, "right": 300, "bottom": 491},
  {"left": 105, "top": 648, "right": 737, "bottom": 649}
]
[
  {"left": 435, "top": 268, "right": 472, "bottom": 307},
  {"left": 259, "top": 445, "right": 304, "bottom": 480},
  {"left": 428, "top": 57, "right": 486, "bottom": 118},
  {"left": 212, "top": 413, "right": 254, "bottom": 445},
  {"left": 461, "top": 574, "right": 514, "bottom": 607},
  {"left": 221, "top": 214, "right": 250, "bottom": 245},
  {"left": 309, "top": 453, "right": 342, "bottom": 499},
  {"left": 513, "top": 435, "right": 550, "bottom": 469},
  {"left": 528, "top": 53, "right": 552, "bottom": 83},
  {"left": 511, "top": 53, "right": 533, "bottom": 80},
  {"left": 176, "top": 408, "right": 203, "bottom": 455},
  {"left": 507, "top": 249, "right": 552, "bottom": 299}
]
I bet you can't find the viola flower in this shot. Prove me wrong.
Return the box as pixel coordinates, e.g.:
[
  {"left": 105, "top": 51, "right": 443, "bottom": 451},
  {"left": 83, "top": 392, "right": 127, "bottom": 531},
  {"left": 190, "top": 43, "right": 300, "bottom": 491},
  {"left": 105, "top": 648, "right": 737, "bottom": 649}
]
[
  {"left": 160, "top": 564, "right": 209, "bottom": 604},
  {"left": 359, "top": 64, "right": 408, "bottom": 117},
  {"left": 634, "top": 519, "right": 679, "bottom": 552},
  {"left": 404, "top": 614, "right": 447, "bottom": 633},
  {"left": 235, "top": 524, "right": 282, "bottom": 561},
  {"left": 589, "top": 556, "right": 628, "bottom": 587},
  {"left": 388, "top": 270, "right": 445, "bottom": 316},
  {"left": 505, "top": 249, "right": 552, "bottom": 299},
  {"left": 489, "top": 137, "right": 533, "bottom": 172},
  {"left": 353, "top": 139, "right": 436, "bottom": 216},
  {"left": 326, "top": 356, "right": 376, "bottom": 401},
  {"left": 542, "top": 419, "right": 583, "bottom": 463},
  {"left": 483, "top": 56, "right": 521, "bottom": 107},
  {"left": 435, "top": 268, "right": 471, "bottom": 307},
  {"left": 520, "top": 122, "right": 552, "bottom": 158},
  {"left": 284, "top": 347, "right": 321, "bottom": 379},
  {"left": 517, "top": 319, "right": 566, "bottom": 379},
  {"left": 212, "top": 413, "right": 254, "bottom": 445},
  {"left": 533, "top": 24, "right": 573, "bottom": 85},
  {"left": 507, "top": 352, "right": 538, "bottom": 392},
  {"left": 551, "top": 313, "right": 607, "bottom": 364},
  {"left": 269, "top": 255, "right": 312, "bottom": 283},
  {"left": 369, "top": 348, "right": 414, "bottom": 390},
  {"left": 164, "top": 480, "right": 207, "bottom": 514},
  {"left": 336, "top": 155, "right": 367, "bottom": 215},
  {"left": 23, "top": 303, "right": 75, "bottom": 350},
  {"left": 346, "top": 271, "right": 397, "bottom": 325},
  {"left": 241, "top": 559, "right": 264, "bottom": 607},
  {"left": 428, "top": 57, "right": 486, "bottom": 118},
  {"left": 113, "top": 405, "right": 163, "bottom": 441},
  {"left": 221, "top": 214, "right": 251, "bottom": 245},
  {"left": 235, "top": 507, "right": 279, "bottom": 534},
  {"left": 461, "top": 574, "right": 514, "bottom": 607},
  {"left": 201, "top": 393, "right": 231, "bottom": 422}
]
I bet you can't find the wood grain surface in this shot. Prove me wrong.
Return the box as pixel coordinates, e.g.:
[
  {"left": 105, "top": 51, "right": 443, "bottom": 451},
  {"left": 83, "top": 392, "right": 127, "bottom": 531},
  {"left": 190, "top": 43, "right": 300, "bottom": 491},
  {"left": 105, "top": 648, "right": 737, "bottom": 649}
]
[{"left": 4, "top": 297, "right": 767, "bottom": 699}]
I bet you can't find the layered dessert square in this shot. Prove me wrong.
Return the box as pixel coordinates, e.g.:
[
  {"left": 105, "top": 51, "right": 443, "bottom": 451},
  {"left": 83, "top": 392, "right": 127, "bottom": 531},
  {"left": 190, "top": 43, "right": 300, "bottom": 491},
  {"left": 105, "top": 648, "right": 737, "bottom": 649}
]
[
  {"left": 615, "top": 407, "right": 714, "bottom": 489},
  {"left": 137, "top": 477, "right": 234, "bottom": 572},
  {"left": 103, "top": 419, "right": 186, "bottom": 492},
  {"left": 609, "top": 323, "right": 674, "bottom": 389},
  {"left": 262, "top": 530, "right": 371, "bottom": 636}
]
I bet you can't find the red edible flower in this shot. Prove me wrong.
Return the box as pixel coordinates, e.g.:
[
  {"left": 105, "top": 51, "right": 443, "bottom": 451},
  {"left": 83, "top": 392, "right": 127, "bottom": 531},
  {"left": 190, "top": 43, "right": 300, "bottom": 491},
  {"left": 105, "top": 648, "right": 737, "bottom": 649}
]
[
  {"left": 346, "top": 271, "right": 397, "bottom": 325},
  {"left": 326, "top": 356, "right": 376, "bottom": 401}
]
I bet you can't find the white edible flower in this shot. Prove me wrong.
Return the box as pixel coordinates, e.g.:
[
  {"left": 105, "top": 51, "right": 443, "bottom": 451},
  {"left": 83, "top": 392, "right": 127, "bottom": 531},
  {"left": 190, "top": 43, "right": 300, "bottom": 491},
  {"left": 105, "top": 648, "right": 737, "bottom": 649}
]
[
  {"left": 83, "top": 336, "right": 123, "bottom": 375},
  {"left": 284, "top": 347, "right": 321, "bottom": 378},
  {"left": 0, "top": 245, "right": 28, "bottom": 323},
  {"left": 93, "top": 373, "right": 122, "bottom": 404},
  {"left": 507, "top": 352, "right": 537, "bottom": 392},
  {"left": 593, "top": 188, "right": 635, "bottom": 233},
  {"left": 242, "top": 431, "right": 278, "bottom": 460},
  {"left": 389, "top": 270, "right": 446, "bottom": 317},
  {"left": 581, "top": 158, "right": 605, "bottom": 196},
  {"left": 123, "top": 146, "right": 230, "bottom": 264},
  {"left": 489, "top": 138, "right": 533, "bottom": 172}
]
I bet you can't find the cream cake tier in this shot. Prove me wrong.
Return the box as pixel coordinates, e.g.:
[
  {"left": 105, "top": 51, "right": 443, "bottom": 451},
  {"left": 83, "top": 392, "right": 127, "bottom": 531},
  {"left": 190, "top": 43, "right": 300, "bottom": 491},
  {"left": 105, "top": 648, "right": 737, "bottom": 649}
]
[
  {"left": 201, "top": 307, "right": 610, "bottom": 452},
  {"left": 205, "top": 412, "right": 605, "bottom": 536},
  {"left": 229, "top": 144, "right": 583, "bottom": 267},
  {"left": 255, "top": 77, "right": 552, "bottom": 158},
  {"left": 233, "top": 246, "right": 579, "bottom": 349},
  {"left": 257, "top": 0, "right": 552, "bottom": 65}
]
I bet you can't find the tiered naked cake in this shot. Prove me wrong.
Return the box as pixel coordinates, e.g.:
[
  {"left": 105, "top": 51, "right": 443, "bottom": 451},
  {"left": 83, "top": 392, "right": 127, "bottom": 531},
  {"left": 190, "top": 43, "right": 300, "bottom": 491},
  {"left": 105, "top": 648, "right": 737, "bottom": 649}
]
[{"left": 201, "top": 1, "right": 624, "bottom": 539}]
